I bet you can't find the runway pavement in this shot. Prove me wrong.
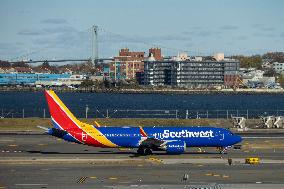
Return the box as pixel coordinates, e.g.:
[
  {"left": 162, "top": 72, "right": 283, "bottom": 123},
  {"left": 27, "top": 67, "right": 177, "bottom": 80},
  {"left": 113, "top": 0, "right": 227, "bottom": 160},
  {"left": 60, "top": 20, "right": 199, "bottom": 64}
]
[{"left": 0, "top": 133, "right": 284, "bottom": 188}]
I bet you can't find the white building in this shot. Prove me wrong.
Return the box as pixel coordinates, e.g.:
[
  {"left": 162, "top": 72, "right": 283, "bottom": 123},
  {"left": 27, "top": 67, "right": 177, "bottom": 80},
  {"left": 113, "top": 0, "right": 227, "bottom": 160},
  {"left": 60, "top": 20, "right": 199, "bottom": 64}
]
[
  {"left": 213, "top": 53, "right": 225, "bottom": 61},
  {"left": 35, "top": 74, "right": 86, "bottom": 87},
  {"left": 273, "top": 62, "right": 284, "bottom": 74},
  {"left": 241, "top": 69, "right": 264, "bottom": 82},
  {"left": 240, "top": 69, "right": 276, "bottom": 87},
  {"left": 172, "top": 52, "right": 189, "bottom": 61}
]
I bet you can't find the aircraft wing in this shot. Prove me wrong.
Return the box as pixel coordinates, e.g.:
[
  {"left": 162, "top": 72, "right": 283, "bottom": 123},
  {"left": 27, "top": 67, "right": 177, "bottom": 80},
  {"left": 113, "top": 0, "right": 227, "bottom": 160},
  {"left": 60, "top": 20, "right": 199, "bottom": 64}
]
[
  {"left": 139, "top": 127, "right": 170, "bottom": 150},
  {"left": 140, "top": 137, "right": 166, "bottom": 149}
]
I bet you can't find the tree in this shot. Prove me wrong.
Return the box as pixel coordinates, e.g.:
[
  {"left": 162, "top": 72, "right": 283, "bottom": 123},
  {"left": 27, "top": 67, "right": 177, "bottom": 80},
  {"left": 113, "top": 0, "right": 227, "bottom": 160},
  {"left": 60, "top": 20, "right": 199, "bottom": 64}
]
[
  {"left": 39, "top": 61, "right": 59, "bottom": 73},
  {"left": 263, "top": 52, "right": 284, "bottom": 63},
  {"left": 232, "top": 55, "right": 262, "bottom": 69},
  {"left": 80, "top": 79, "right": 94, "bottom": 88},
  {"left": 12, "top": 61, "right": 29, "bottom": 67},
  {"left": 42, "top": 61, "right": 51, "bottom": 68},
  {"left": 0, "top": 60, "right": 11, "bottom": 68},
  {"left": 278, "top": 74, "right": 284, "bottom": 88},
  {"left": 263, "top": 68, "right": 276, "bottom": 77},
  {"left": 103, "top": 78, "right": 112, "bottom": 88}
]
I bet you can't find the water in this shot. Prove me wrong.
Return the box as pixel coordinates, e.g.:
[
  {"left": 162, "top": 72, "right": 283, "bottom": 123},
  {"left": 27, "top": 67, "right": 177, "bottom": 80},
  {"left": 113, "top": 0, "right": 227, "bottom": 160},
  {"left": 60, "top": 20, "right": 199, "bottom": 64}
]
[{"left": 0, "top": 92, "right": 283, "bottom": 118}]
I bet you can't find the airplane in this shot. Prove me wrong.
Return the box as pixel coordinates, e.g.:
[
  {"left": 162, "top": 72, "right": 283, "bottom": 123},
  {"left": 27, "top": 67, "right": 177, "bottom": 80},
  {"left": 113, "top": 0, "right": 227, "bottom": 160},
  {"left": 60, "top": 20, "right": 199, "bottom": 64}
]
[{"left": 39, "top": 90, "right": 242, "bottom": 155}]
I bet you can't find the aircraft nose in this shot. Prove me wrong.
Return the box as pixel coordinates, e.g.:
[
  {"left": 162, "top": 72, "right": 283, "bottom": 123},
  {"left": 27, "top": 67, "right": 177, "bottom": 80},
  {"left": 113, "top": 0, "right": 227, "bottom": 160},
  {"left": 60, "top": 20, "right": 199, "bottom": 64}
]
[{"left": 235, "top": 135, "right": 242, "bottom": 143}]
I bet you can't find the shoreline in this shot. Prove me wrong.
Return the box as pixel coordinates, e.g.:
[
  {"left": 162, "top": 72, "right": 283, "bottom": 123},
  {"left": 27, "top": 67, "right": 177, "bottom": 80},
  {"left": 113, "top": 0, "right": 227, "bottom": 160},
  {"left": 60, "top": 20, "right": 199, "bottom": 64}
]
[{"left": 1, "top": 87, "right": 284, "bottom": 94}]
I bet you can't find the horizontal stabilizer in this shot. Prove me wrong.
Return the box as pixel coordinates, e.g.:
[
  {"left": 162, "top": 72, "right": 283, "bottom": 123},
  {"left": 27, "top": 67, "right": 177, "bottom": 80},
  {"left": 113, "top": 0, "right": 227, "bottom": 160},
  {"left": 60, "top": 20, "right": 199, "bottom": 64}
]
[{"left": 37, "top": 125, "right": 50, "bottom": 131}]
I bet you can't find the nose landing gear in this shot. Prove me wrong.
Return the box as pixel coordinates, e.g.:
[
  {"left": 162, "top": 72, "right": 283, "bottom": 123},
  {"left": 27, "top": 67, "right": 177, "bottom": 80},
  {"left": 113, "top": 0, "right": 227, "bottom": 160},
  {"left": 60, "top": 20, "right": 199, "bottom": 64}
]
[{"left": 217, "top": 147, "right": 229, "bottom": 154}]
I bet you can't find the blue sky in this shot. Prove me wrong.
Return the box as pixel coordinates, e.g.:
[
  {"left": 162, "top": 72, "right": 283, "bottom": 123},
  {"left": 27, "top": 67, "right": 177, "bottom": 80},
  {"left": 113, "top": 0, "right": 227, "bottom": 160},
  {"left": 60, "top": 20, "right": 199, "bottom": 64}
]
[{"left": 0, "top": 0, "right": 284, "bottom": 60}]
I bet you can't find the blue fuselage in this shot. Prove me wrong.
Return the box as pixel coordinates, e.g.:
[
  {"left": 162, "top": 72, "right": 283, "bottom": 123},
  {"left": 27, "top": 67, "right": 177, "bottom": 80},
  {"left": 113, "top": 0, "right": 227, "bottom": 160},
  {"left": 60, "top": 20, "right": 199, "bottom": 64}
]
[{"left": 97, "top": 126, "right": 242, "bottom": 148}]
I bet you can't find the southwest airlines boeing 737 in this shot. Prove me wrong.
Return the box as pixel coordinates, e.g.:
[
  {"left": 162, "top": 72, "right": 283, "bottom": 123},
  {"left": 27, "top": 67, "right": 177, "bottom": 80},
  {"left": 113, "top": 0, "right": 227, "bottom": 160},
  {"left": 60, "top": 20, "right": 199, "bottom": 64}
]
[{"left": 39, "top": 90, "right": 242, "bottom": 155}]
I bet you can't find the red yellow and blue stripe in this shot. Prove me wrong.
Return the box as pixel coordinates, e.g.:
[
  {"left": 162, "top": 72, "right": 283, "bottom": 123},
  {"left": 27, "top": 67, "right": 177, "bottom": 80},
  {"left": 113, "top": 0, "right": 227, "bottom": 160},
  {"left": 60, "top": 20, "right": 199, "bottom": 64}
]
[{"left": 45, "top": 90, "right": 118, "bottom": 148}]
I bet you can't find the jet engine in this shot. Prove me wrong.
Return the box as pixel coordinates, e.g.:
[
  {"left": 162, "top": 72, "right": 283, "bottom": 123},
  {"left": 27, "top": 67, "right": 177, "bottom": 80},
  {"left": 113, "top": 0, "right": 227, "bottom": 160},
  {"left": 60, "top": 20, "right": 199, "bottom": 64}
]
[{"left": 166, "top": 141, "right": 186, "bottom": 154}]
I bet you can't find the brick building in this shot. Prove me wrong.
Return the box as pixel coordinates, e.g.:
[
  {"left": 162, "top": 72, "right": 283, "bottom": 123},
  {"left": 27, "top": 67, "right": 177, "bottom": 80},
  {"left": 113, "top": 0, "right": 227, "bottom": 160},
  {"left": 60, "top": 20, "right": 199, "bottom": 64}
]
[
  {"left": 109, "top": 48, "right": 163, "bottom": 80},
  {"left": 108, "top": 48, "right": 145, "bottom": 79},
  {"left": 149, "top": 48, "right": 162, "bottom": 61}
]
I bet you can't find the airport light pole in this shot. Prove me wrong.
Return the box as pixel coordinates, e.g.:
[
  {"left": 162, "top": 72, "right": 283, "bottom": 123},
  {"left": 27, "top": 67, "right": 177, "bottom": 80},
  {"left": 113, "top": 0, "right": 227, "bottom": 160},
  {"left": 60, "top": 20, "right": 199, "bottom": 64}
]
[{"left": 85, "top": 105, "right": 89, "bottom": 119}]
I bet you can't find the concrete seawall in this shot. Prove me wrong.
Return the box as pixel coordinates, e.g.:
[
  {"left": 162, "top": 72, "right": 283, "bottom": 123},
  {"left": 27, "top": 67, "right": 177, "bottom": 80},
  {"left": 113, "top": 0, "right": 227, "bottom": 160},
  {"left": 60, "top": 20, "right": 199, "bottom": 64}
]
[{"left": 1, "top": 86, "right": 284, "bottom": 94}]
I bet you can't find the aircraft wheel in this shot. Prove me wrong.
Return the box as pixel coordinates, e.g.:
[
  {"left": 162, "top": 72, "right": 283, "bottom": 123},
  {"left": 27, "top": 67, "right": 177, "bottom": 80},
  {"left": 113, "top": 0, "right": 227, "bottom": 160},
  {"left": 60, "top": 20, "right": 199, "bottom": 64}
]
[
  {"left": 145, "top": 148, "right": 153, "bottom": 155},
  {"left": 137, "top": 147, "right": 145, "bottom": 155}
]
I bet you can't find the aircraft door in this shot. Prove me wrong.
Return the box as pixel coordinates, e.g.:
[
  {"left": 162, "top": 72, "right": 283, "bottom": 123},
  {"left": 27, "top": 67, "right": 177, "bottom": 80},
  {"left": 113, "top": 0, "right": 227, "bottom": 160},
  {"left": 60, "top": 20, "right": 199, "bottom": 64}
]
[
  {"left": 216, "top": 131, "right": 224, "bottom": 141},
  {"left": 220, "top": 131, "right": 224, "bottom": 140}
]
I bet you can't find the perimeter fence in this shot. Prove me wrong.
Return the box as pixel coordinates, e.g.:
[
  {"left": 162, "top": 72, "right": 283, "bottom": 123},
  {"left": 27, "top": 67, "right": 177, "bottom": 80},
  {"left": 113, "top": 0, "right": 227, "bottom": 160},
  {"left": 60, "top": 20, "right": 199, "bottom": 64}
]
[{"left": 0, "top": 107, "right": 284, "bottom": 119}]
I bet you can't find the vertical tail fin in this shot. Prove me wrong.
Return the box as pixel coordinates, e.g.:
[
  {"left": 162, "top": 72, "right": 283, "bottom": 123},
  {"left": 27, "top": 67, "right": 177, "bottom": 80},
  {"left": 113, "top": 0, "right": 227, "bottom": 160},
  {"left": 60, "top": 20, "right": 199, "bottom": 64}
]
[
  {"left": 45, "top": 90, "right": 82, "bottom": 131},
  {"left": 44, "top": 90, "right": 117, "bottom": 147}
]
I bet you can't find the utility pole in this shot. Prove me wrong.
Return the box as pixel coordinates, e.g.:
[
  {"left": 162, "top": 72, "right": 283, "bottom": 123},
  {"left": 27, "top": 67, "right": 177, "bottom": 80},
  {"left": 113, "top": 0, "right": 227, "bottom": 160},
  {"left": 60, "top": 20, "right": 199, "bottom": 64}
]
[
  {"left": 85, "top": 105, "right": 89, "bottom": 119},
  {"left": 92, "top": 25, "right": 99, "bottom": 65},
  {"left": 132, "top": 61, "right": 135, "bottom": 79},
  {"left": 125, "top": 62, "right": 128, "bottom": 79},
  {"left": 114, "top": 59, "right": 117, "bottom": 81}
]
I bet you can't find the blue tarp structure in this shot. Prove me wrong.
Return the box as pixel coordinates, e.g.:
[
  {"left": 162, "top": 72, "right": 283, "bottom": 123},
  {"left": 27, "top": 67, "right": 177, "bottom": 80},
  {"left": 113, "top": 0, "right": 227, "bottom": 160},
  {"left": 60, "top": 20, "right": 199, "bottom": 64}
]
[{"left": 0, "top": 73, "right": 71, "bottom": 85}]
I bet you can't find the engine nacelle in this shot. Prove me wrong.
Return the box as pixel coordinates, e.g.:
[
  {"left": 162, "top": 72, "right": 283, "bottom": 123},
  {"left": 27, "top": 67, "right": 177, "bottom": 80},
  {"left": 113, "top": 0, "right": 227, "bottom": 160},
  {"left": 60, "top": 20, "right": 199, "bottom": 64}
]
[{"left": 166, "top": 141, "right": 186, "bottom": 154}]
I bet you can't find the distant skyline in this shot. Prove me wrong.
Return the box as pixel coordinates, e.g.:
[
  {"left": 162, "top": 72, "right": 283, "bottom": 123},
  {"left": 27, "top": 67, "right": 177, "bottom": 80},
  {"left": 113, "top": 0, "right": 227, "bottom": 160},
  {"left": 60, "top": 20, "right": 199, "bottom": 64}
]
[{"left": 1, "top": 0, "right": 284, "bottom": 61}]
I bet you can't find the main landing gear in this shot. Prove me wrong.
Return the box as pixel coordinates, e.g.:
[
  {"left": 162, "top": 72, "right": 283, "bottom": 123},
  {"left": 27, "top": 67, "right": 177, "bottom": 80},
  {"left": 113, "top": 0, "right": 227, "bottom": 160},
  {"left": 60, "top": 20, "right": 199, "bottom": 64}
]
[{"left": 137, "top": 147, "right": 153, "bottom": 156}]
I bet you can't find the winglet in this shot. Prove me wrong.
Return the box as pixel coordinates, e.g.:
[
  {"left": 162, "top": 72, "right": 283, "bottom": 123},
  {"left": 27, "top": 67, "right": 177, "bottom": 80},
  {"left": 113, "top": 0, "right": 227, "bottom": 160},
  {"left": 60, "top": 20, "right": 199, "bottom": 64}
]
[
  {"left": 37, "top": 125, "right": 49, "bottom": 131},
  {"left": 94, "top": 121, "right": 101, "bottom": 127}
]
